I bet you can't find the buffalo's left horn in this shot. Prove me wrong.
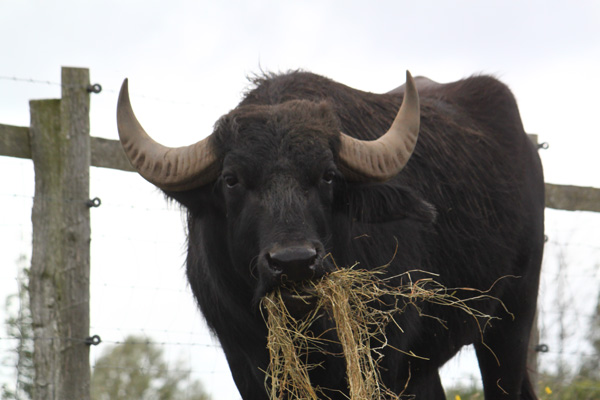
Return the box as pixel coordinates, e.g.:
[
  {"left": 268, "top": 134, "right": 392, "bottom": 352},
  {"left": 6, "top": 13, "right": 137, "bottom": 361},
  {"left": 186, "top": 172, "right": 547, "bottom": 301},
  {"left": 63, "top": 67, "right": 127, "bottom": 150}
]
[
  {"left": 338, "top": 70, "right": 420, "bottom": 182},
  {"left": 117, "top": 79, "right": 219, "bottom": 191}
]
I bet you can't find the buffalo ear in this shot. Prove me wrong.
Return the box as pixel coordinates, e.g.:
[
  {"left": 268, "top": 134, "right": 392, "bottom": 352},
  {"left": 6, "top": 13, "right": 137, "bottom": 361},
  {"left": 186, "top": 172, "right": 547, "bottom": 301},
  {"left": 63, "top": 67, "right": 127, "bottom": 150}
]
[{"left": 343, "top": 183, "right": 437, "bottom": 224}]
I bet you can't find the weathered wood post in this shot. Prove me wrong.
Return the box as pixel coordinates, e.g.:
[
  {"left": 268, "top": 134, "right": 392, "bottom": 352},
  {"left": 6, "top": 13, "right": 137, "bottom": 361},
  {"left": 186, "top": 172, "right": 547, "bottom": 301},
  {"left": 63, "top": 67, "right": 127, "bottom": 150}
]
[
  {"left": 526, "top": 134, "right": 541, "bottom": 392},
  {"left": 528, "top": 311, "right": 540, "bottom": 392},
  {"left": 28, "top": 67, "right": 91, "bottom": 400}
]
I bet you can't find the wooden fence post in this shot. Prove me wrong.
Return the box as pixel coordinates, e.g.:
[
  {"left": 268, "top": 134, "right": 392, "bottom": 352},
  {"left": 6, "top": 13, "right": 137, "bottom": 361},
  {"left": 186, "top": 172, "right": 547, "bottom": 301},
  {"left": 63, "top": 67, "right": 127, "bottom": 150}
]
[
  {"left": 28, "top": 67, "right": 91, "bottom": 400},
  {"left": 525, "top": 134, "right": 541, "bottom": 392},
  {"left": 527, "top": 311, "right": 540, "bottom": 392}
]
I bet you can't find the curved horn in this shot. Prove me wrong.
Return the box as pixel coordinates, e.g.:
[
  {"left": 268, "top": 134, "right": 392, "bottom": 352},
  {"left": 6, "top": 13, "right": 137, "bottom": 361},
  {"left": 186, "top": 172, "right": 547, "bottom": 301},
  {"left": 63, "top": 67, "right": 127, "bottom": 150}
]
[
  {"left": 117, "top": 79, "right": 219, "bottom": 191},
  {"left": 338, "top": 70, "right": 420, "bottom": 182}
]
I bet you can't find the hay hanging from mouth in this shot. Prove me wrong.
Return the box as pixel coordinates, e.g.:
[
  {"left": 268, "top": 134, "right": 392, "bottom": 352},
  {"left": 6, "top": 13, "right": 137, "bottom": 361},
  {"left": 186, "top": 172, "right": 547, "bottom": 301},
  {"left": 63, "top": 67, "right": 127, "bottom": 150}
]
[{"left": 261, "top": 266, "right": 508, "bottom": 400}]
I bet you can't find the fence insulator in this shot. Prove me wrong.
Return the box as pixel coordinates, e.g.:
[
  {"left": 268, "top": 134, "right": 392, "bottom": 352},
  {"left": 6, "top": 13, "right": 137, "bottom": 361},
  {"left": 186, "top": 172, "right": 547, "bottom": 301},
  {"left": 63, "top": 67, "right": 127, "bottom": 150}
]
[
  {"left": 537, "top": 142, "right": 549, "bottom": 150},
  {"left": 86, "top": 197, "right": 101, "bottom": 208},
  {"left": 87, "top": 83, "right": 102, "bottom": 94},
  {"left": 85, "top": 335, "right": 102, "bottom": 346},
  {"left": 535, "top": 344, "right": 549, "bottom": 353}
]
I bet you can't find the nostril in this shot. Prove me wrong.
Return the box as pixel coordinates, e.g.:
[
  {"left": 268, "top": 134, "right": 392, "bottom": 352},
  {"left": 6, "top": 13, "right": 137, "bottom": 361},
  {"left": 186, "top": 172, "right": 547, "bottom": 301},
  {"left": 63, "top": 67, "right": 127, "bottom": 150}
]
[
  {"left": 267, "top": 246, "right": 318, "bottom": 281},
  {"left": 268, "top": 246, "right": 317, "bottom": 269}
]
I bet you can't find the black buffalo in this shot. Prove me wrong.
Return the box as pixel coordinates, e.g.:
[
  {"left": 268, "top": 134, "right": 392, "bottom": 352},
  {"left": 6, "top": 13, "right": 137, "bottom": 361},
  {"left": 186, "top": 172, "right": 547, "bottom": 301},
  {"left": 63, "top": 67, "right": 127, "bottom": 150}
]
[{"left": 117, "top": 70, "right": 544, "bottom": 399}]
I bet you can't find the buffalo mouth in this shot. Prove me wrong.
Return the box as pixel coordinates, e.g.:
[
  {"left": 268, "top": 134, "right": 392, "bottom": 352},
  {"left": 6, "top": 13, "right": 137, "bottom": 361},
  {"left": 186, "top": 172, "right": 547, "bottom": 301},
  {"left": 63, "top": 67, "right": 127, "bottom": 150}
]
[{"left": 273, "top": 282, "right": 320, "bottom": 318}]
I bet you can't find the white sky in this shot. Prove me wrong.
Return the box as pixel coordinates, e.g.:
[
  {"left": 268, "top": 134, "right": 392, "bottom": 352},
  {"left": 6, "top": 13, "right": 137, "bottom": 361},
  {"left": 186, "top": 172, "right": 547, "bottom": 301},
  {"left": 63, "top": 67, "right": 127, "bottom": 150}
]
[
  {"left": 1, "top": 1, "right": 599, "bottom": 398},
  {"left": 1, "top": 1, "right": 599, "bottom": 186}
]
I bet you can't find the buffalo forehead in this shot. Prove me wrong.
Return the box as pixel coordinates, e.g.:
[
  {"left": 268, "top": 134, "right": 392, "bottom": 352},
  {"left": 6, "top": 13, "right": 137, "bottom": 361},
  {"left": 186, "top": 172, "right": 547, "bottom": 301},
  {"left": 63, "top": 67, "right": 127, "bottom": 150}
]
[
  {"left": 224, "top": 138, "right": 334, "bottom": 186},
  {"left": 219, "top": 102, "right": 339, "bottom": 181},
  {"left": 217, "top": 100, "right": 339, "bottom": 147}
]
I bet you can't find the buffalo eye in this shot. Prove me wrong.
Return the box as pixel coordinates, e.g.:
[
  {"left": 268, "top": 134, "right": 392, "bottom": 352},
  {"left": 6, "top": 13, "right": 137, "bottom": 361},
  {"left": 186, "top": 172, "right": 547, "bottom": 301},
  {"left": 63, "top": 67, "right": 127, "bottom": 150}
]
[
  {"left": 223, "top": 173, "right": 239, "bottom": 188},
  {"left": 322, "top": 170, "right": 336, "bottom": 185}
]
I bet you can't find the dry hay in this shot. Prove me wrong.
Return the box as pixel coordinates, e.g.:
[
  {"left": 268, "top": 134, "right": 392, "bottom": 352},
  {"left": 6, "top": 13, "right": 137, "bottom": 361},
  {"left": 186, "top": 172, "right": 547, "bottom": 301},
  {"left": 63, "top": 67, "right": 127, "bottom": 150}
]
[{"left": 261, "top": 265, "right": 510, "bottom": 400}]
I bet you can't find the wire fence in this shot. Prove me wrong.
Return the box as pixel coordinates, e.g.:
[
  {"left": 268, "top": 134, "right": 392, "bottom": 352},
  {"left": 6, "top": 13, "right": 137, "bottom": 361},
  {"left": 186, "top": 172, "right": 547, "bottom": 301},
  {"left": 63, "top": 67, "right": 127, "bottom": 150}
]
[
  {"left": 0, "top": 157, "right": 239, "bottom": 399},
  {"left": 0, "top": 74, "right": 226, "bottom": 108},
  {"left": 2, "top": 154, "right": 599, "bottom": 399},
  {"left": 1, "top": 75, "right": 599, "bottom": 399}
]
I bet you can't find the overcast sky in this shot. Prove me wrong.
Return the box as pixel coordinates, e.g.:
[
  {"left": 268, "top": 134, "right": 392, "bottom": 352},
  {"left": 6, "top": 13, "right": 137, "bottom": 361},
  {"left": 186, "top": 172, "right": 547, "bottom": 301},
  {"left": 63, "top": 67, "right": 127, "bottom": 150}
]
[
  {"left": 1, "top": 1, "right": 600, "bottom": 398},
  {"left": 2, "top": 1, "right": 599, "bottom": 187}
]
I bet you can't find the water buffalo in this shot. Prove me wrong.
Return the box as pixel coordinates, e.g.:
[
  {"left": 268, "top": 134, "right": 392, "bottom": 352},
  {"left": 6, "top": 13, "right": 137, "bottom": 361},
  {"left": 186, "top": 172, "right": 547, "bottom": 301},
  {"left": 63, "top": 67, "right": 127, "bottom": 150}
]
[{"left": 117, "top": 70, "right": 544, "bottom": 399}]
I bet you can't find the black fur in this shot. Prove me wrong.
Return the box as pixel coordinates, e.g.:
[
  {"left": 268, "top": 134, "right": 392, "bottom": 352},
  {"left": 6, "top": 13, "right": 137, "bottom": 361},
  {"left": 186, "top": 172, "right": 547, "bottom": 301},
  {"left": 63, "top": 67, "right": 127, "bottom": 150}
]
[{"left": 165, "top": 71, "right": 545, "bottom": 399}]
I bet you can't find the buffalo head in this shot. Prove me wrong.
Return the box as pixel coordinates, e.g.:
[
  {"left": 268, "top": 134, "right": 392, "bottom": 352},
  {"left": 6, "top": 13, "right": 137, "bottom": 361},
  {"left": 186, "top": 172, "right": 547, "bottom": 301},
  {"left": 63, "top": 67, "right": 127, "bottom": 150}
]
[{"left": 117, "top": 72, "right": 421, "bottom": 311}]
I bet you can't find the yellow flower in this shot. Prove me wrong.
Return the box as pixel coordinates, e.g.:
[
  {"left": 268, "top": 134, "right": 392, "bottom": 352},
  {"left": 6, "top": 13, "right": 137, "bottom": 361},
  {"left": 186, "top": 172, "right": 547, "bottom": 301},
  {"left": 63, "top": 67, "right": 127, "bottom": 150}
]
[
  {"left": 455, "top": 396, "right": 461, "bottom": 400},
  {"left": 545, "top": 386, "right": 552, "bottom": 395}
]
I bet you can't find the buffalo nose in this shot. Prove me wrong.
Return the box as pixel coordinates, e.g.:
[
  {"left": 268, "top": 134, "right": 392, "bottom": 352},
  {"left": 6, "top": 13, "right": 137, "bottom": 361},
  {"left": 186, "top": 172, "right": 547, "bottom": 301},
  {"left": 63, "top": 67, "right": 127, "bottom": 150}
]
[{"left": 267, "top": 245, "right": 319, "bottom": 282}]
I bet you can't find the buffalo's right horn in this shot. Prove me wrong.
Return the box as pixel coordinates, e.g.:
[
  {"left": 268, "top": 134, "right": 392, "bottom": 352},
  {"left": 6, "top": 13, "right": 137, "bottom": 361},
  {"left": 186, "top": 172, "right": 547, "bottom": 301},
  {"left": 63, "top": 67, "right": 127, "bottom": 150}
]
[
  {"left": 117, "top": 80, "right": 219, "bottom": 191},
  {"left": 337, "top": 70, "right": 420, "bottom": 182}
]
